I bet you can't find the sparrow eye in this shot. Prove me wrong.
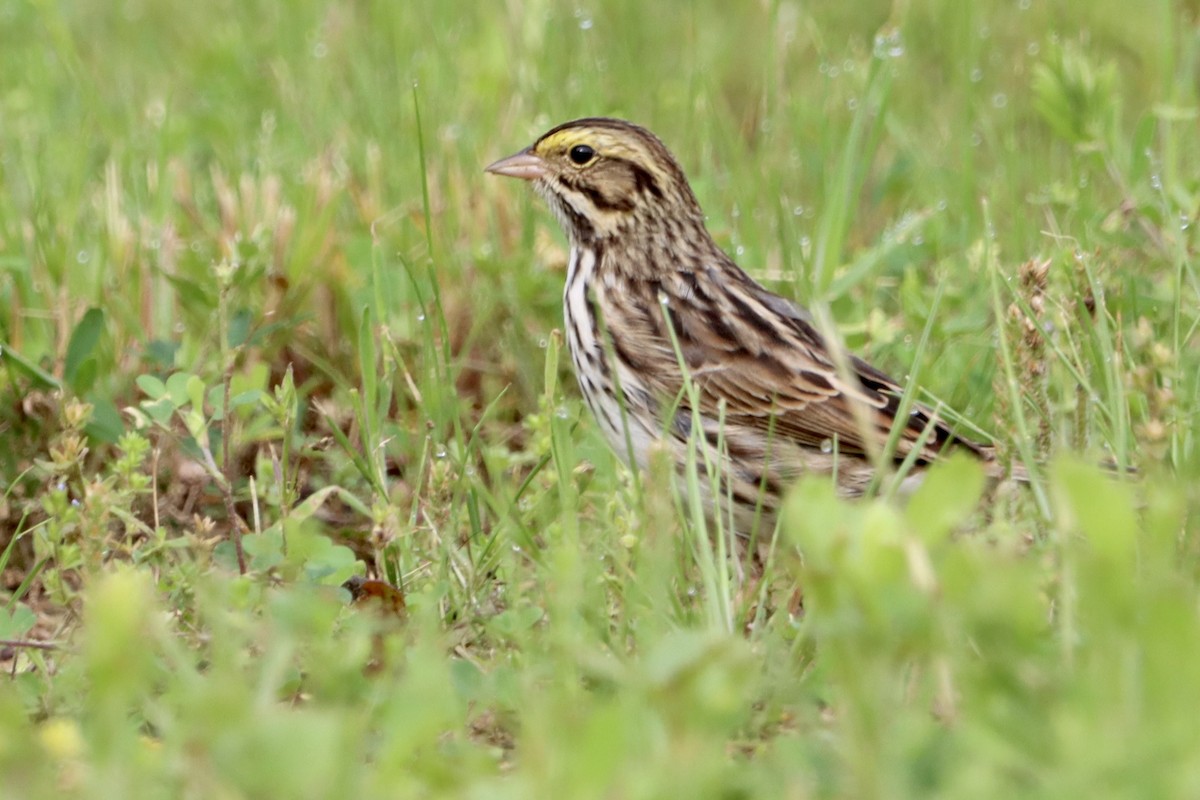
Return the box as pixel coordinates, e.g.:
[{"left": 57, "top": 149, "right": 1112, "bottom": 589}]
[{"left": 569, "top": 144, "right": 596, "bottom": 165}]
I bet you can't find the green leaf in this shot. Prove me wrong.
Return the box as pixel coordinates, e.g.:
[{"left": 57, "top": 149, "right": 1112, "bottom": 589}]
[
  {"left": 0, "top": 604, "right": 36, "bottom": 639},
  {"left": 230, "top": 389, "right": 265, "bottom": 409},
  {"left": 242, "top": 530, "right": 286, "bottom": 570},
  {"left": 301, "top": 541, "right": 358, "bottom": 584},
  {"left": 186, "top": 374, "right": 206, "bottom": 412},
  {"left": 489, "top": 605, "right": 544, "bottom": 639},
  {"left": 165, "top": 372, "right": 194, "bottom": 407},
  {"left": 0, "top": 342, "right": 61, "bottom": 389},
  {"left": 182, "top": 408, "right": 207, "bottom": 440},
  {"left": 140, "top": 396, "right": 176, "bottom": 426},
  {"left": 204, "top": 386, "right": 262, "bottom": 420},
  {"left": 136, "top": 374, "right": 168, "bottom": 400},
  {"left": 84, "top": 395, "right": 125, "bottom": 443},
  {"left": 904, "top": 453, "right": 986, "bottom": 544},
  {"left": 285, "top": 485, "right": 371, "bottom": 522},
  {"left": 1053, "top": 459, "right": 1137, "bottom": 568},
  {"left": 144, "top": 339, "right": 178, "bottom": 369},
  {"left": 63, "top": 307, "right": 105, "bottom": 387},
  {"left": 71, "top": 357, "right": 98, "bottom": 395},
  {"left": 228, "top": 307, "right": 253, "bottom": 348}
]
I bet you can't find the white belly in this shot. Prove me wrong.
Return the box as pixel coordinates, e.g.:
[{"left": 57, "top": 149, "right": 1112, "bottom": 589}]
[{"left": 562, "top": 247, "right": 658, "bottom": 470}]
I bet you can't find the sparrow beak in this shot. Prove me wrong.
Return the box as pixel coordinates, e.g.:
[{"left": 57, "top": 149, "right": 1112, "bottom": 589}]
[{"left": 484, "top": 149, "right": 547, "bottom": 181}]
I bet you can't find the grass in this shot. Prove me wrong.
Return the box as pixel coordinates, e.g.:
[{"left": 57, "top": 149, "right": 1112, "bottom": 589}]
[{"left": 1, "top": 0, "right": 1199, "bottom": 796}]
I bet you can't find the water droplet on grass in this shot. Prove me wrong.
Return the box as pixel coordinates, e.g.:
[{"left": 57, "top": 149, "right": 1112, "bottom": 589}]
[{"left": 872, "top": 30, "right": 905, "bottom": 59}]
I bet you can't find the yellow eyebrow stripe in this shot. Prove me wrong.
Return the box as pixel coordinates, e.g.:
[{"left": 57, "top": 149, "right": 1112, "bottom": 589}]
[{"left": 535, "top": 129, "right": 645, "bottom": 161}]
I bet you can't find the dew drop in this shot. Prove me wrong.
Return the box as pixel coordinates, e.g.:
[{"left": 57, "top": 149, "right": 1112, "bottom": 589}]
[
  {"left": 657, "top": 291, "right": 670, "bottom": 306},
  {"left": 312, "top": 41, "right": 328, "bottom": 59},
  {"left": 873, "top": 29, "right": 906, "bottom": 59},
  {"left": 434, "top": 443, "right": 447, "bottom": 458},
  {"left": 992, "top": 93, "right": 1008, "bottom": 109},
  {"left": 970, "top": 68, "right": 983, "bottom": 83},
  {"left": 76, "top": 250, "right": 90, "bottom": 264},
  {"left": 819, "top": 438, "right": 834, "bottom": 454}
]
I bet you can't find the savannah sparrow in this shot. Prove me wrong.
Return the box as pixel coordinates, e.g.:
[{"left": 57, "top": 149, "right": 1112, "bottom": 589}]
[{"left": 487, "top": 118, "right": 1001, "bottom": 536}]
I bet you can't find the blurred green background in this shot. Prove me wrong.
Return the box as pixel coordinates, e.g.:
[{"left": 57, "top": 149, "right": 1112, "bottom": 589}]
[{"left": 1, "top": 0, "right": 1199, "bottom": 796}]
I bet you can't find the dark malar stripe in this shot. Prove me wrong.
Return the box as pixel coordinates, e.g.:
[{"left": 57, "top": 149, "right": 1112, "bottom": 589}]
[
  {"left": 577, "top": 182, "right": 636, "bottom": 213},
  {"left": 561, "top": 203, "right": 595, "bottom": 240}
]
